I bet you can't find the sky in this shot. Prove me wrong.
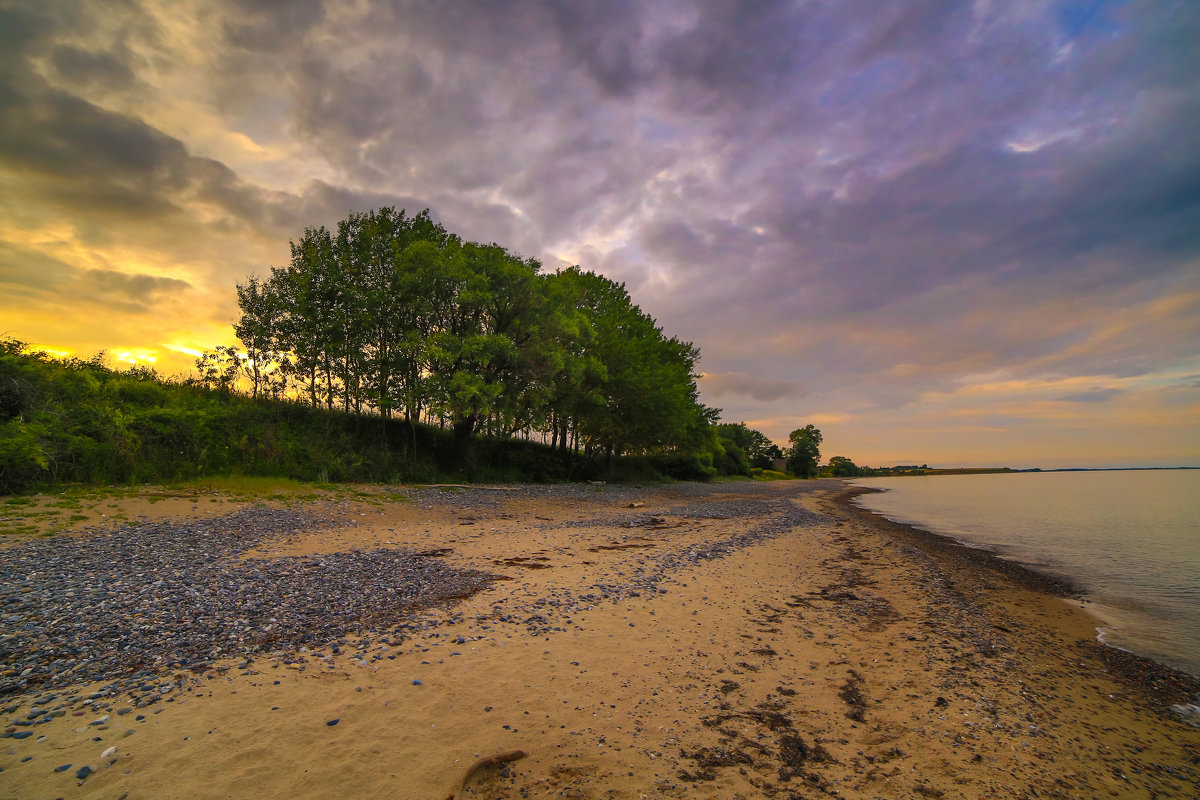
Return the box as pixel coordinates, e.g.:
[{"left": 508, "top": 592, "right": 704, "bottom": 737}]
[{"left": 2, "top": 0, "right": 1198, "bottom": 469}]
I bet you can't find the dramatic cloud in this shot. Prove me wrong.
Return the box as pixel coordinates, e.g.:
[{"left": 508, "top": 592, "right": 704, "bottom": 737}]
[
  {"left": 698, "top": 372, "right": 804, "bottom": 405},
  {"left": 2, "top": 0, "right": 1197, "bottom": 466}
]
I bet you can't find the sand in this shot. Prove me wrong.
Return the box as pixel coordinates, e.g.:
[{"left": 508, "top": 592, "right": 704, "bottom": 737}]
[{"left": 2, "top": 480, "right": 1198, "bottom": 799}]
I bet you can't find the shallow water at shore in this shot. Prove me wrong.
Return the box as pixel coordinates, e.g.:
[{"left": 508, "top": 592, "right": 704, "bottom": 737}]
[{"left": 851, "top": 469, "right": 1200, "bottom": 678}]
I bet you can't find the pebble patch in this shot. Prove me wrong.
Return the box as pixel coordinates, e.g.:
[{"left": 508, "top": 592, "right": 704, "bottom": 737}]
[{"left": 1, "top": 506, "right": 503, "bottom": 698}]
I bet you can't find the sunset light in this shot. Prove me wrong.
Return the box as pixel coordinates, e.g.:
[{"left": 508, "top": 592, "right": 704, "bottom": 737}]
[{"left": 1, "top": 0, "right": 1196, "bottom": 469}]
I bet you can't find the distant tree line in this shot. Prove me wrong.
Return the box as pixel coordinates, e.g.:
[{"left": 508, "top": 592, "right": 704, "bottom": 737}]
[{"left": 201, "top": 208, "right": 717, "bottom": 467}]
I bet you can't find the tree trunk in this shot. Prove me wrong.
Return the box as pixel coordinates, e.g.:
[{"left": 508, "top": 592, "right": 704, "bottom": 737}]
[{"left": 452, "top": 414, "right": 477, "bottom": 469}]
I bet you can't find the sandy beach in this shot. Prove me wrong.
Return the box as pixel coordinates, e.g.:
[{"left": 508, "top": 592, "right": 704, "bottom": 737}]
[{"left": 3, "top": 480, "right": 1199, "bottom": 799}]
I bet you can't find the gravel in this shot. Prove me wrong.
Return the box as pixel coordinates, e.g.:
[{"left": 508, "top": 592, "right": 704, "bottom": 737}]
[
  {"left": 1, "top": 481, "right": 835, "bottom": 704},
  {"left": 0, "top": 505, "right": 502, "bottom": 698}
]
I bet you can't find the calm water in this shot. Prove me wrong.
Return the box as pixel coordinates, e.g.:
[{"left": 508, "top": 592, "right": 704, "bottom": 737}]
[{"left": 850, "top": 470, "right": 1200, "bottom": 679}]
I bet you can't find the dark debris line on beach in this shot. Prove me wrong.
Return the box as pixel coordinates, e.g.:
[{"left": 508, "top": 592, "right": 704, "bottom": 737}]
[
  {"left": 0, "top": 506, "right": 503, "bottom": 699},
  {"left": 496, "top": 491, "right": 831, "bottom": 638}
]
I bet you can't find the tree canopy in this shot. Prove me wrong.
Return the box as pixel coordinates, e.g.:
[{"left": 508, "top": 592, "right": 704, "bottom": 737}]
[
  {"left": 224, "top": 208, "right": 717, "bottom": 467},
  {"left": 826, "top": 455, "right": 862, "bottom": 477},
  {"left": 786, "top": 424, "right": 823, "bottom": 478}
]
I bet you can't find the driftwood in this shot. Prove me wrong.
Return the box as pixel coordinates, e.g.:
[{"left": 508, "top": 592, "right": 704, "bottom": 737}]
[{"left": 445, "top": 749, "right": 528, "bottom": 799}]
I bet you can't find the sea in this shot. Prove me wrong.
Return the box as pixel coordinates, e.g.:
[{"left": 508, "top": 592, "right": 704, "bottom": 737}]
[{"left": 849, "top": 469, "right": 1200, "bottom": 680}]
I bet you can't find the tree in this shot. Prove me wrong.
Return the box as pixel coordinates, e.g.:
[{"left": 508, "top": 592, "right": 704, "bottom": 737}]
[
  {"left": 786, "top": 424, "right": 822, "bottom": 477},
  {"left": 542, "top": 268, "right": 713, "bottom": 465},
  {"left": 232, "top": 208, "right": 717, "bottom": 472},
  {"left": 715, "top": 422, "right": 780, "bottom": 469},
  {"left": 233, "top": 276, "right": 287, "bottom": 399},
  {"left": 827, "top": 455, "right": 860, "bottom": 477},
  {"left": 191, "top": 345, "right": 242, "bottom": 393}
]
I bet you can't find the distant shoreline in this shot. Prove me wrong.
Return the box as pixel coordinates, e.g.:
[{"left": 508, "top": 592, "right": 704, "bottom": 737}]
[{"left": 862, "top": 465, "right": 1199, "bottom": 476}]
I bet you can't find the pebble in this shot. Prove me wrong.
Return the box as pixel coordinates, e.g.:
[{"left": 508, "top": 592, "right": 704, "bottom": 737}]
[
  {"left": 0, "top": 507, "right": 502, "bottom": 698},
  {"left": 0, "top": 480, "right": 835, "bottom": 771}
]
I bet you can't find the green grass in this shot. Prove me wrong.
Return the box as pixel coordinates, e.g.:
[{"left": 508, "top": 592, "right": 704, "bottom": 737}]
[
  {"left": 167, "top": 474, "right": 336, "bottom": 502},
  {"left": 167, "top": 475, "right": 409, "bottom": 505},
  {"left": 171, "top": 475, "right": 312, "bottom": 494}
]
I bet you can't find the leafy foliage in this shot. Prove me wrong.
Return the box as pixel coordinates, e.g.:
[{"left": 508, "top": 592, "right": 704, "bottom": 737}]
[
  {"left": 786, "top": 424, "right": 823, "bottom": 478},
  {"left": 1, "top": 210, "right": 798, "bottom": 492},
  {"left": 0, "top": 338, "right": 578, "bottom": 493},
  {"left": 715, "top": 423, "right": 784, "bottom": 471},
  {"left": 826, "top": 455, "right": 863, "bottom": 477},
  {"left": 231, "top": 209, "right": 718, "bottom": 469}
]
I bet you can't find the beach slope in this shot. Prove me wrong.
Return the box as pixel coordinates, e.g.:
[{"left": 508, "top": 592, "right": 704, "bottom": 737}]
[{"left": 2, "top": 480, "right": 1198, "bottom": 798}]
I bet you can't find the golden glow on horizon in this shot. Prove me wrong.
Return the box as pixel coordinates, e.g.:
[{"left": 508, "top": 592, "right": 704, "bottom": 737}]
[
  {"left": 165, "top": 344, "right": 207, "bottom": 358},
  {"left": 28, "top": 346, "right": 74, "bottom": 360},
  {"left": 112, "top": 350, "right": 159, "bottom": 366}
]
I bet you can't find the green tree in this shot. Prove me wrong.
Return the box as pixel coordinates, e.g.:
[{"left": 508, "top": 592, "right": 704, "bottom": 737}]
[
  {"left": 232, "top": 208, "right": 717, "bottom": 473},
  {"left": 334, "top": 207, "right": 450, "bottom": 421},
  {"left": 268, "top": 226, "right": 342, "bottom": 408},
  {"left": 422, "top": 240, "right": 544, "bottom": 466},
  {"left": 827, "top": 455, "right": 861, "bottom": 477},
  {"left": 786, "top": 424, "right": 822, "bottom": 477},
  {"left": 233, "top": 276, "right": 288, "bottom": 399},
  {"left": 191, "top": 345, "right": 242, "bottom": 393},
  {"left": 539, "top": 267, "right": 607, "bottom": 463},
  {"left": 715, "top": 422, "right": 780, "bottom": 469},
  {"left": 579, "top": 280, "right": 712, "bottom": 462}
]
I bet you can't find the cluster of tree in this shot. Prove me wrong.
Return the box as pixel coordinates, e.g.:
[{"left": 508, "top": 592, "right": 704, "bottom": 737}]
[
  {"left": 712, "top": 423, "right": 785, "bottom": 474},
  {"left": 0, "top": 336, "right": 815, "bottom": 493},
  {"left": 3, "top": 209, "right": 864, "bottom": 492},
  {"left": 825, "top": 455, "right": 867, "bottom": 477},
  {"left": 817, "top": 459, "right": 962, "bottom": 477},
  {"left": 783, "top": 429, "right": 912, "bottom": 479},
  {"left": 201, "top": 208, "right": 716, "bottom": 468}
]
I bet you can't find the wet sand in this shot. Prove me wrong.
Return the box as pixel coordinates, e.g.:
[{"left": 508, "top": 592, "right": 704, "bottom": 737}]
[{"left": 2, "top": 480, "right": 1199, "bottom": 799}]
